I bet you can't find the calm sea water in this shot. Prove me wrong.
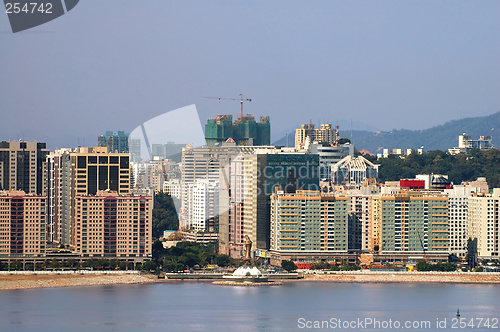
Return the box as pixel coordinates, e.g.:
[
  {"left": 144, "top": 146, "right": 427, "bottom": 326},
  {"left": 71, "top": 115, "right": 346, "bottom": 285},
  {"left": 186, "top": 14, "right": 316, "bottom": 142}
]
[{"left": 0, "top": 281, "right": 499, "bottom": 331}]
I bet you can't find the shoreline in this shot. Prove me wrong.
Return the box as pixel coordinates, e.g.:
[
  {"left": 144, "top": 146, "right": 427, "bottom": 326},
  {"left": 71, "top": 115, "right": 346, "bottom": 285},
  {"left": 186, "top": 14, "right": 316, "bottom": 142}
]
[
  {"left": 0, "top": 272, "right": 161, "bottom": 291},
  {"left": 1, "top": 272, "right": 500, "bottom": 291},
  {"left": 299, "top": 273, "right": 500, "bottom": 284}
]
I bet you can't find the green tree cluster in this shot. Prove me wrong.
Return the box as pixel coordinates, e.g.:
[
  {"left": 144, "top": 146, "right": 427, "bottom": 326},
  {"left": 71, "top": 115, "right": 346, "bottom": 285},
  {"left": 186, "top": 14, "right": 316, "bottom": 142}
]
[
  {"left": 416, "top": 262, "right": 457, "bottom": 272},
  {"left": 371, "top": 149, "right": 500, "bottom": 187},
  {"left": 281, "top": 260, "right": 297, "bottom": 272},
  {"left": 152, "top": 192, "right": 179, "bottom": 238},
  {"left": 151, "top": 241, "right": 236, "bottom": 272},
  {"left": 340, "top": 264, "right": 362, "bottom": 271}
]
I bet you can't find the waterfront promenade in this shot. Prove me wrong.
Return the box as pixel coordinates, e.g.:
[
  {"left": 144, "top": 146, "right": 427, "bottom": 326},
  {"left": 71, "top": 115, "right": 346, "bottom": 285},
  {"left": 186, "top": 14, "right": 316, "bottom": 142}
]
[{"left": 1, "top": 271, "right": 500, "bottom": 290}]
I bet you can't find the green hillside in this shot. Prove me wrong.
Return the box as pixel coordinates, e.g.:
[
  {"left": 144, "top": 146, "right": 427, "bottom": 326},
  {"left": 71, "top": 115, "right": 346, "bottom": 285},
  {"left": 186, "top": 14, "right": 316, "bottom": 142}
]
[
  {"left": 273, "top": 112, "right": 500, "bottom": 154},
  {"left": 341, "top": 112, "right": 499, "bottom": 154}
]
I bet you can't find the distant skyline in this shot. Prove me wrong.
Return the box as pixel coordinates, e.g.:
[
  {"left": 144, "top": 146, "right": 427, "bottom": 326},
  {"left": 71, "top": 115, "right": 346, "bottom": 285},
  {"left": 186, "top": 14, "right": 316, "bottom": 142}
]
[{"left": 1, "top": 1, "right": 499, "bottom": 149}]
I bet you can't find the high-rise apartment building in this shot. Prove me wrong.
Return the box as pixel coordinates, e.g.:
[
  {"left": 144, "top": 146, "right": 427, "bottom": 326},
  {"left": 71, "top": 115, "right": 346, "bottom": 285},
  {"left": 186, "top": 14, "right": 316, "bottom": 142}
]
[
  {"left": 129, "top": 138, "right": 142, "bottom": 163},
  {"left": 270, "top": 190, "right": 348, "bottom": 252},
  {"left": 295, "top": 124, "right": 339, "bottom": 150},
  {"left": 220, "top": 151, "right": 320, "bottom": 256},
  {"left": 46, "top": 147, "right": 132, "bottom": 247},
  {"left": 180, "top": 144, "right": 265, "bottom": 231},
  {"left": 98, "top": 131, "right": 130, "bottom": 153},
  {"left": 348, "top": 195, "right": 371, "bottom": 251},
  {"left": 74, "top": 190, "right": 152, "bottom": 258},
  {"left": 369, "top": 192, "right": 449, "bottom": 255},
  {"left": 0, "top": 191, "right": 46, "bottom": 258},
  {"left": 71, "top": 147, "right": 131, "bottom": 196},
  {"left": 443, "top": 185, "right": 481, "bottom": 258},
  {"left": 0, "top": 141, "right": 49, "bottom": 195},
  {"left": 191, "top": 179, "right": 219, "bottom": 232},
  {"left": 468, "top": 189, "right": 500, "bottom": 259},
  {"left": 46, "top": 149, "right": 72, "bottom": 244},
  {"left": 205, "top": 114, "right": 271, "bottom": 146}
]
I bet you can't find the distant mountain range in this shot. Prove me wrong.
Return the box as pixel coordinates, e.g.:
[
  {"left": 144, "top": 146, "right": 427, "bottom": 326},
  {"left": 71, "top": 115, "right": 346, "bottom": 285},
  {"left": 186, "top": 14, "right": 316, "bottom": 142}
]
[{"left": 273, "top": 111, "right": 500, "bottom": 154}]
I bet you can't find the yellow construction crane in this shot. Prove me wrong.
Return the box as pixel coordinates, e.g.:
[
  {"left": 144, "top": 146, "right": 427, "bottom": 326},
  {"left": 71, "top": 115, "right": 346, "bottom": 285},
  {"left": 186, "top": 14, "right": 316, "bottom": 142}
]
[{"left": 202, "top": 93, "right": 252, "bottom": 118}]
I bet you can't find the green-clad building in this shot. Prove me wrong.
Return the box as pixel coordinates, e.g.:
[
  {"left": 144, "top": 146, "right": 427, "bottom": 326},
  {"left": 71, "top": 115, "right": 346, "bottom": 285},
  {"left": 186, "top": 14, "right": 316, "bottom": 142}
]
[
  {"left": 370, "top": 192, "right": 449, "bottom": 254},
  {"left": 270, "top": 190, "right": 349, "bottom": 253},
  {"left": 205, "top": 114, "right": 270, "bottom": 146}
]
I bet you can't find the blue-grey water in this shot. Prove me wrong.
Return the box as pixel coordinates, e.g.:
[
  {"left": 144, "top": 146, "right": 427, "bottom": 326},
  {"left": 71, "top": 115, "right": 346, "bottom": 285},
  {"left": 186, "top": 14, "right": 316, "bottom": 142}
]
[{"left": 0, "top": 281, "right": 499, "bottom": 331}]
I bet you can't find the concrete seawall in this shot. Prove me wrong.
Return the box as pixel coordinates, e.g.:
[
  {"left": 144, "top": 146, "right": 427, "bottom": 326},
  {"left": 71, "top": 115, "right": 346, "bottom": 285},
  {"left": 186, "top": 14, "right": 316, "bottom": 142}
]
[{"left": 164, "top": 272, "right": 301, "bottom": 280}]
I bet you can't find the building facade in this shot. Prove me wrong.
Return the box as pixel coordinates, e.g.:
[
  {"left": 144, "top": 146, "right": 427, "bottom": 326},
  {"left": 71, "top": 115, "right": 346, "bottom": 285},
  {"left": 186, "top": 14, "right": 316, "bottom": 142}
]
[
  {"left": 468, "top": 189, "right": 500, "bottom": 260},
  {"left": 46, "top": 149, "right": 72, "bottom": 244},
  {"left": 332, "top": 155, "right": 379, "bottom": 186},
  {"left": 220, "top": 151, "right": 320, "bottom": 256},
  {"left": 270, "top": 190, "right": 348, "bottom": 252},
  {"left": 0, "top": 141, "right": 49, "bottom": 195},
  {"left": 205, "top": 114, "right": 271, "bottom": 146},
  {"left": 74, "top": 191, "right": 152, "bottom": 258},
  {"left": 308, "top": 142, "right": 354, "bottom": 181},
  {"left": 98, "top": 131, "right": 130, "bottom": 153},
  {"left": 294, "top": 124, "right": 339, "bottom": 150},
  {"left": 369, "top": 192, "right": 449, "bottom": 256},
  {"left": 46, "top": 147, "right": 132, "bottom": 247},
  {"left": 0, "top": 191, "right": 46, "bottom": 258}
]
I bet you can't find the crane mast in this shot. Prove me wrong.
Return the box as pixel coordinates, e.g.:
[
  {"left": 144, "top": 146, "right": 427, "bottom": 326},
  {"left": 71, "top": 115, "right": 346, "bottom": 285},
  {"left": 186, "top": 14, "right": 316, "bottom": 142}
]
[{"left": 416, "top": 227, "right": 428, "bottom": 264}]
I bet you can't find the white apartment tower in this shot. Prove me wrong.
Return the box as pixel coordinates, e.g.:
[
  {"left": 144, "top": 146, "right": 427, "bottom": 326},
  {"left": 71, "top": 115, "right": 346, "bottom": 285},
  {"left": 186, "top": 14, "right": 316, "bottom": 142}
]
[{"left": 468, "top": 189, "right": 500, "bottom": 260}]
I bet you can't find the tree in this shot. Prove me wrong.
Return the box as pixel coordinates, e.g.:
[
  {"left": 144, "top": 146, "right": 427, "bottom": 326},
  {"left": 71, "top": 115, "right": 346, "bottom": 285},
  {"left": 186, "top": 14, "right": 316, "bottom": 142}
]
[
  {"left": 214, "top": 254, "right": 231, "bottom": 267},
  {"left": 141, "top": 260, "right": 157, "bottom": 271},
  {"left": 281, "top": 260, "right": 297, "bottom": 272},
  {"left": 339, "top": 138, "right": 351, "bottom": 145},
  {"left": 341, "top": 264, "right": 361, "bottom": 271},
  {"left": 152, "top": 192, "right": 179, "bottom": 238},
  {"left": 375, "top": 149, "right": 500, "bottom": 187}
]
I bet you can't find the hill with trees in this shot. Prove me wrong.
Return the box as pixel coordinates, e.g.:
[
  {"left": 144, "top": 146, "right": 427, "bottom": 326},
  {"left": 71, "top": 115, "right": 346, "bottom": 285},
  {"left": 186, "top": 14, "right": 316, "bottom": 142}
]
[
  {"left": 366, "top": 149, "right": 500, "bottom": 188},
  {"left": 273, "top": 111, "right": 500, "bottom": 154}
]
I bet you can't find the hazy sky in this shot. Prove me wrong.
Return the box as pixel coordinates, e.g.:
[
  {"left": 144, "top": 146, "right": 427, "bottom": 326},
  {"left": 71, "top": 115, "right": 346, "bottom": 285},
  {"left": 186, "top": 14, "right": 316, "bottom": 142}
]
[{"left": 1, "top": 1, "right": 499, "bottom": 149}]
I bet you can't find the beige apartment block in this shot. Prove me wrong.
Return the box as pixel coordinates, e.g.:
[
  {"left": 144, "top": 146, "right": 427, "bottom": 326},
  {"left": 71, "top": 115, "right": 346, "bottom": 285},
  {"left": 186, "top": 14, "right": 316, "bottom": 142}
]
[
  {"left": 294, "top": 123, "right": 339, "bottom": 150},
  {"left": 74, "top": 190, "right": 152, "bottom": 258},
  {"left": 46, "top": 147, "right": 132, "bottom": 247},
  {"left": 0, "top": 190, "right": 46, "bottom": 258}
]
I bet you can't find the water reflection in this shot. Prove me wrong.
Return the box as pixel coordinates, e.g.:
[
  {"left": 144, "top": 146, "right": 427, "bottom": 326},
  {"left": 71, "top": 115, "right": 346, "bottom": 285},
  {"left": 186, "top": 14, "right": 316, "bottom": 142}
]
[{"left": 0, "top": 282, "right": 498, "bottom": 331}]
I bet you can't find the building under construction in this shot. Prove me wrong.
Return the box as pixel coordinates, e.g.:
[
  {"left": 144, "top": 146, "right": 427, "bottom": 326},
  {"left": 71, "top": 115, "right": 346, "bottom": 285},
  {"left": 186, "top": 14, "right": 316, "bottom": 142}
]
[{"left": 205, "top": 114, "right": 270, "bottom": 146}]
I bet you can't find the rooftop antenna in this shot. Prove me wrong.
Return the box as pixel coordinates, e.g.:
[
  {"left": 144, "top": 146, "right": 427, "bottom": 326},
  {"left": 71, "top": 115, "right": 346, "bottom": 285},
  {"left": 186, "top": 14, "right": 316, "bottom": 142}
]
[{"left": 350, "top": 119, "right": 353, "bottom": 142}]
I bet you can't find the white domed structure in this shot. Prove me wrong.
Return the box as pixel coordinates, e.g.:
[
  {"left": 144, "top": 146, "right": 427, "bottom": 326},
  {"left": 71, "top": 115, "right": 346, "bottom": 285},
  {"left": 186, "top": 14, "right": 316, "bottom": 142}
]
[{"left": 223, "top": 265, "right": 268, "bottom": 282}]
